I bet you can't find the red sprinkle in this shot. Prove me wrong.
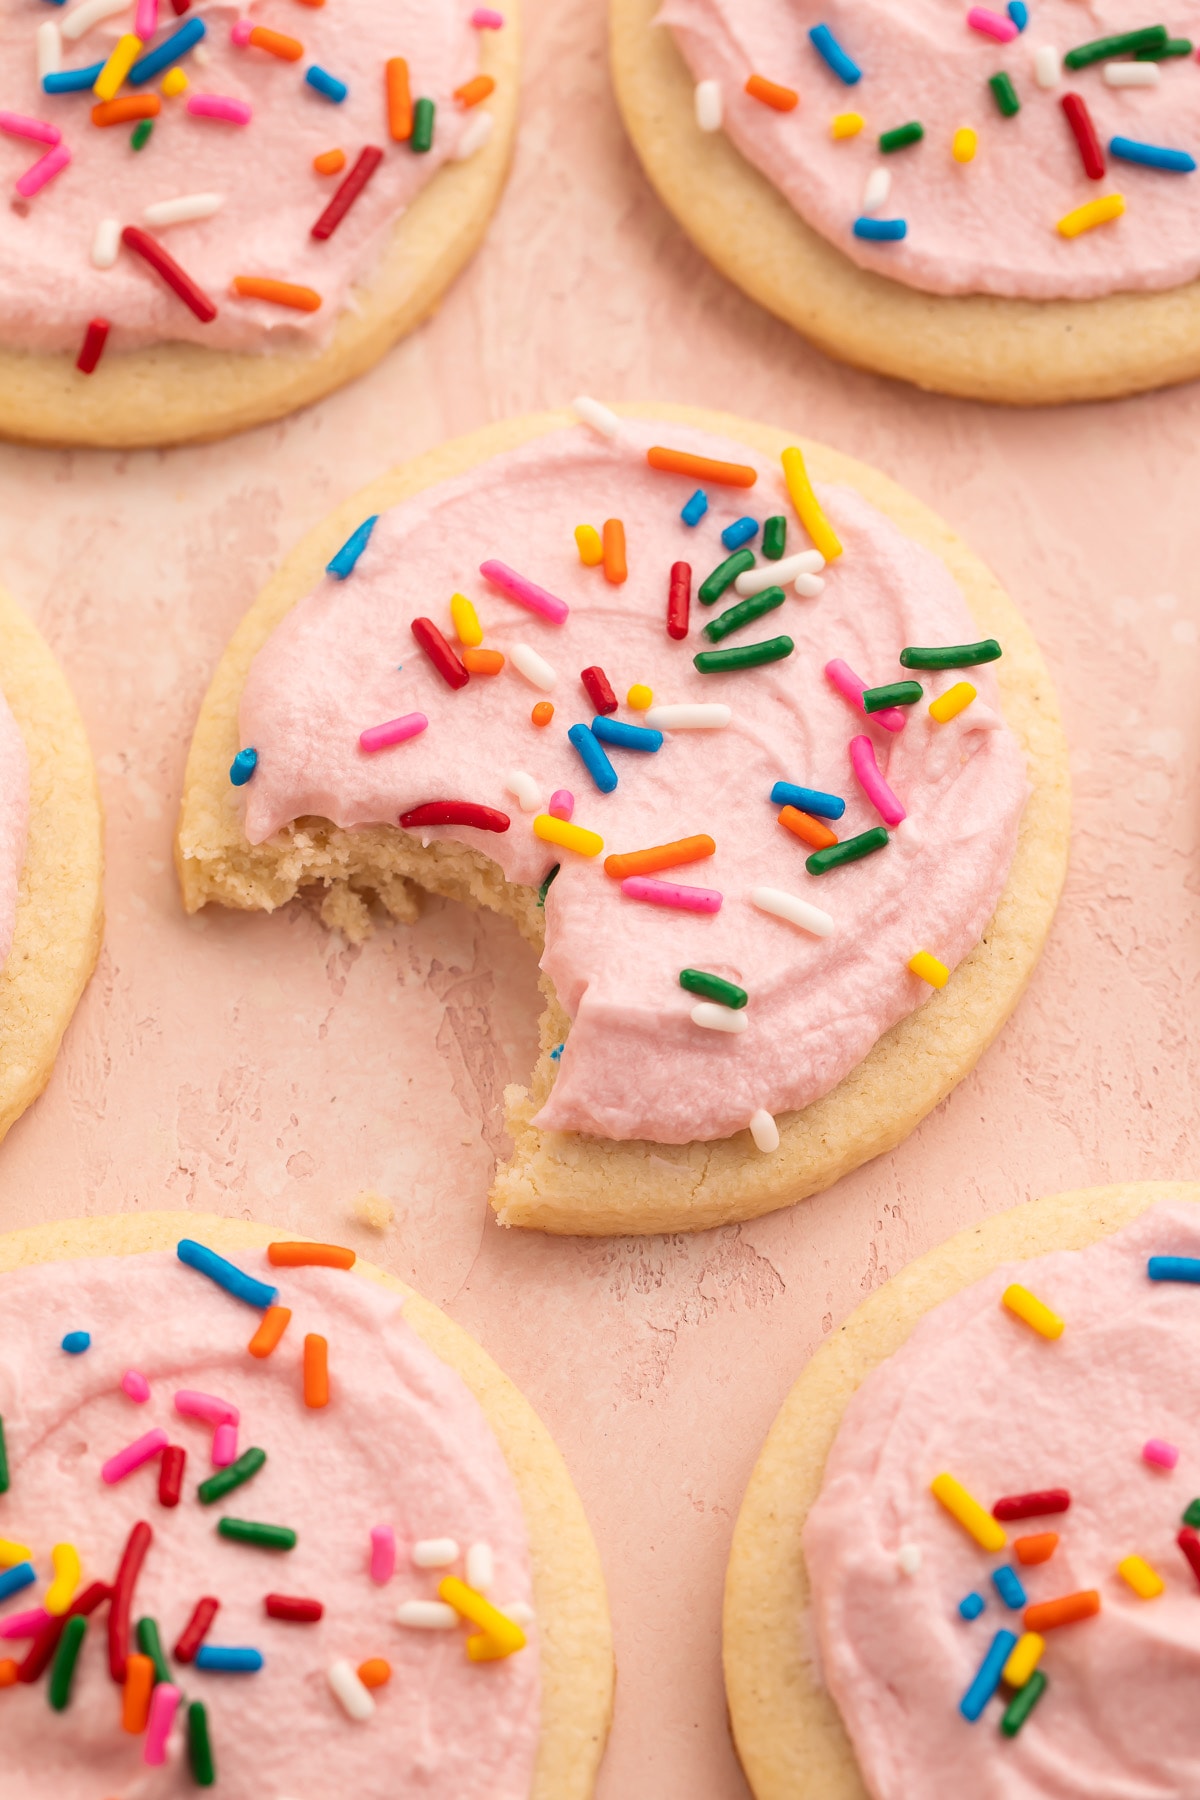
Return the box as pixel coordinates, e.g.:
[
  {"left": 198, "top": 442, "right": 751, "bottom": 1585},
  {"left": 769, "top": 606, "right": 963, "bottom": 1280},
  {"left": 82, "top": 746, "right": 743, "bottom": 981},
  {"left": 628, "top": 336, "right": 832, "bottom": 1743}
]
[
  {"left": 121, "top": 227, "right": 217, "bottom": 324},
  {"left": 264, "top": 1594, "right": 324, "bottom": 1623},
  {"left": 1178, "top": 1527, "right": 1200, "bottom": 1587},
  {"left": 399, "top": 801, "right": 510, "bottom": 833},
  {"left": 158, "top": 1444, "right": 186, "bottom": 1509},
  {"left": 17, "top": 1582, "right": 109, "bottom": 1684},
  {"left": 76, "top": 318, "right": 109, "bottom": 375},
  {"left": 667, "top": 561, "right": 691, "bottom": 641},
  {"left": 311, "top": 145, "right": 384, "bottom": 240},
  {"left": 993, "top": 1488, "right": 1071, "bottom": 1521},
  {"left": 108, "top": 1521, "right": 152, "bottom": 1683},
  {"left": 171, "top": 0, "right": 191, "bottom": 11},
  {"left": 174, "top": 1596, "right": 220, "bottom": 1664},
  {"left": 411, "top": 616, "right": 469, "bottom": 690},
  {"left": 1061, "top": 93, "right": 1105, "bottom": 181},
  {"left": 580, "top": 666, "right": 618, "bottom": 715}
]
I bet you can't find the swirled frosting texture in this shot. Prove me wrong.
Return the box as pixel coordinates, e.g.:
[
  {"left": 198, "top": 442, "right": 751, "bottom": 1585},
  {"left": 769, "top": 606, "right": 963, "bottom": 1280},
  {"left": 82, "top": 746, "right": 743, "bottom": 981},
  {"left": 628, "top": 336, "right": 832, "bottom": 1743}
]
[
  {"left": 0, "top": 1249, "right": 538, "bottom": 1799},
  {"left": 804, "top": 1203, "right": 1200, "bottom": 1799},
  {"left": 239, "top": 419, "right": 1027, "bottom": 1146},
  {"left": 0, "top": 683, "right": 29, "bottom": 970},
  {"left": 660, "top": 0, "right": 1200, "bottom": 299},
  {"left": 0, "top": 0, "right": 478, "bottom": 353}
]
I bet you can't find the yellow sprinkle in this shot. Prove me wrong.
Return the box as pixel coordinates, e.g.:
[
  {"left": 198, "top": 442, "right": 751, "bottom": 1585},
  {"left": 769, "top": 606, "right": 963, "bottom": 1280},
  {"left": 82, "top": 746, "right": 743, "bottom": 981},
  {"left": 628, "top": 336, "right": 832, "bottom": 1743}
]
[
  {"left": 161, "top": 65, "right": 188, "bottom": 97},
  {"left": 0, "top": 1538, "right": 32, "bottom": 1568},
  {"left": 781, "top": 446, "right": 842, "bottom": 562},
  {"left": 909, "top": 951, "right": 949, "bottom": 989},
  {"left": 1002, "top": 1632, "right": 1044, "bottom": 1688},
  {"left": 574, "top": 524, "right": 603, "bottom": 567},
  {"left": 626, "top": 684, "right": 653, "bottom": 711},
  {"left": 931, "top": 1473, "right": 1007, "bottom": 1552},
  {"left": 1002, "top": 1283, "right": 1064, "bottom": 1341},
  {"left": 929, "top": 681, "right": 976, "bottom": 723},
  {"left": 449, "top": 592, "right": 482, "bottom": 647},
  {"left": 438, "top": 1576, "right": 527, "bottom": 1659},
  {"left": 1058, "top": 193, "right": 1125, "bottom": 238},
  {"left": 952, "top": 126, "right": 977, "bottom": 164},
  {"left": 94, "top": 32, "right": 143, "bottom": 101},
  {"left": 1118, "top": 1554, "right": 1164, "bottom": 1600},
  {"left": 45, "top": 1543, "right": 81, "bottom": 1616},
  {"left": 533, "top": 814, "right": 603, "bottom": 858},
  {"left": 831, "top": 111, "right": 864, "bottom": 139}
]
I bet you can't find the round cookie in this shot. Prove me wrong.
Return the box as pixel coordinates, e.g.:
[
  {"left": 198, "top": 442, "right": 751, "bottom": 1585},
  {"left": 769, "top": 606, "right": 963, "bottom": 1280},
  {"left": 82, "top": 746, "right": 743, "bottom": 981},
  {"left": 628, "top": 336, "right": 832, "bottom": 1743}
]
[
  {"left": 0, "top": 3, "right": 519, "bottom": 448},
  {"left": 723, "top": 1181, "right": 1200, "bottom": 1799},
  {"left": 611, "top": 0, "right": 1200, "bottom": 405},
  {"left": 0, "top": 587, "right": 103, "bottom": 1144},
  {"left": 175, "top": 403, "right": 1069, "bottom": 1235},
  {"left": 0, "top": 1211, "right": 614, "bottom": 1797}
]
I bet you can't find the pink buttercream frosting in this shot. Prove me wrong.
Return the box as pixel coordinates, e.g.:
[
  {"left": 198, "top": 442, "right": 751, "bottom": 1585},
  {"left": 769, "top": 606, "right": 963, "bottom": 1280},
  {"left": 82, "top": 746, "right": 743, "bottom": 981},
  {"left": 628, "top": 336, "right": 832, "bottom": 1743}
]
[
  {"left": 237, "top": 417, "right": 1028, "bottom": 1145},
  {"left": 660, "top": 0, "right": 1200, "bottom": 299},
  {"left": 0, "top": 682, "right": 29, "bottom": 972},
  {"left": 0, "top": 0, "right": 482, "bottom": 353},
  {"left": 0, "top": 1246, "right": 538, "bottom": 1798},
  {"left": 804, "top": 1202, "right": 1200, "bottom": 1798}
]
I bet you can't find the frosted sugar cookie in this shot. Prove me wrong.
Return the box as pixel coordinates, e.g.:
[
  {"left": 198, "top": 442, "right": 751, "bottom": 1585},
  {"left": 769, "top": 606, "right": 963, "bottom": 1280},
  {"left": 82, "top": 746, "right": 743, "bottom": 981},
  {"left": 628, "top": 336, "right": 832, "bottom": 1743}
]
[
  {"left": 0, "top": 0, "right": 519, "bottom": 446},
  {"left": 176, "top": 403, "right": 1069, "bottom": 1235},
  {"left": 613, "top": 0, "right": 1200, "bottom": 402},
  {"left": 724, "top": 1183, "right": 1200, "bottom": 1799},
  {"left": 0, "top": 1212, "right": 613, "bottom": 1797},
  {"left": 0, "top": 586, "right": 102, "bottom": 1145}
]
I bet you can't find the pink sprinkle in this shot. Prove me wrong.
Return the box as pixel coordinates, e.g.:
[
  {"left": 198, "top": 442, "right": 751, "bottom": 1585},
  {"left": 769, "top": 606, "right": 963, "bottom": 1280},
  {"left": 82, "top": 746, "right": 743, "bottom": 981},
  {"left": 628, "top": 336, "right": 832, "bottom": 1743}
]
[
  {"left": 0, "top": 1607, "right": 53, "bottom": 1640},
  {"left": 967, "top": 6, "right": 1019, "bottom": 40},
  {"left": 471, "top": 6, "right": 505, "bottom": 24},
  {"left": 187, "top": 93, "right": 253, "bottom": 125},
  {"left": 1144, "top": 1438, "right": 1179, "bottom": 1470},
  {"left": 621, "top": 876, "right": 723, "bottom": 914},
  {"left": 144, "top": 1681, "right": 182, "bottom": 1765},
  {"left": 548, "top": 789, "right": 575, "bottom": 821},
  {"left": 370, "top": 1525, "right": 396, "bottom": 1584},
  {"left": 14, "top": 141, "right": 70, "bottom": 199},
  {"left": 102, "top": 1427, "right": 168, "bottom": 1485},
  {"left": 849, "top": 735, "right": 906, "bottom": 827},
  {"left": 0, "top": 111, "right": 61, "bottom": 146},
  {"left": 134, "top": 0, "right": 159, "bottom": 39},
  {"left": 230, "top": 17, "right": 253, "bottom": 45},
  {"left": 479, "top": 559, "right": 569, "bottom": 625},
  {"left": 122, "top": 1370, "right": 151, "bottom": 1404},
  {"left": 825, "top": 659, "right": 906, "bottom": 733},
  {"left": 359, "top": 712, "right": 428, "bottom": 754},
  {"left": 175, "top": 1390, "right": 239, "bottom": 1427},
  {"left": 211, "top": 1421, "right": 238, "bottom": 1468}
]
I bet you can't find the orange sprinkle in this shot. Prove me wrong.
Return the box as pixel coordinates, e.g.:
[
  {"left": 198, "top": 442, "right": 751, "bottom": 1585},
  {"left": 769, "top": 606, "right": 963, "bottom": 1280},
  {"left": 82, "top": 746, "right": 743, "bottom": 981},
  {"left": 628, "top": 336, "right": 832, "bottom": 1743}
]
[
  {"left": 745, "top": 73, "right": 799, "bottom": 112},
  {"left": 313, "top": 147, "right": 345, "bottom": 175},
  {"left": 454, "top": 74, "right": 495, "bottom": 108},
  {"left": 604, "top": 835, "right": 716, "bottom": 881},
  {"left": 386, "top": 57, "right": 413, "bottom": 141},
  {"left": 232, "top": 276, "right": 322, "bottom": 313},
  {"left": 0, "top": 1658, "right": 17, "bottom": 1688},
  {"left": 646, "top": 446, "right": 757, "bottom": 488},
  {"left": 122, "top": 1654, "right": 155, "bottom": 1733},
  {"left": 291, "top": 0, "right": 324, "bottom": 8},
  {"left": 357, "top": 1657, "right": 391, "bottom": 1688},
  {"left": 248, "top": 1305, "right": 292, "bottom": 1359},
  {"left": 1015, "top": 1532, "right": 1059, "bottom": 1566},
  {"left": 531, "top": 701, "right": 554, "bottom": 727},
  {"left": 303, "top": 1334, "right": 330, "bottom": 1409},
  {"left": 267, "top": 1241, "right": 355, "bottom": 1269},
  {"left": 602, "top": 519, "right": 627, "bottom": 586},
  {"left": 1024, "top": 1590, "right": 1100, "bottom": 1632},
  {"left": 778, "top": 805, "right": 837, "bottom": 850},
  {"left": 463, "top": 646, "right": 505, "bottom": 675},
  {"left": 91, "top": 94, "right": 160, "bottom": 126},
  {"left": 248, "top": 25, "right": 304, "bottom": 59}
]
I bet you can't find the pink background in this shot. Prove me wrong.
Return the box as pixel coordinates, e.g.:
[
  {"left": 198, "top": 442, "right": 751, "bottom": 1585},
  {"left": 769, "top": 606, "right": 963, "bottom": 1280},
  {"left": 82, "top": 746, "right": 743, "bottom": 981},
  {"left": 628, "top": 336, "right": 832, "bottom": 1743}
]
[{"left": 2, "top": 4, "right": 1199, "bottom": 1793}]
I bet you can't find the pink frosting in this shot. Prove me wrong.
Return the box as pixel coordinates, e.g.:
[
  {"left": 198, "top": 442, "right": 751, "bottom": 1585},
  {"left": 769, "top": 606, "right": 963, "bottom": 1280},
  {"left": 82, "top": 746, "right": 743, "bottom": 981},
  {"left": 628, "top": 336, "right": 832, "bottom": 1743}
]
[
  {"left": 660, "top": 0, "right": 1200, "bottom": 299},
  {"left": 0, "top": 1248, "right": 538, "bottom": 1798},
  {"left": 0, "top": 0, "right": 482, "bottom": 353},
  {"left": 0, "top": 682, "right": 29, "bottom": 972},
  {"left": 237, "top": 418, "right": 1027, "bottom": 1145},
  {"left": 804, "top": 1202, "right": 1200, "bottom": 1798}
]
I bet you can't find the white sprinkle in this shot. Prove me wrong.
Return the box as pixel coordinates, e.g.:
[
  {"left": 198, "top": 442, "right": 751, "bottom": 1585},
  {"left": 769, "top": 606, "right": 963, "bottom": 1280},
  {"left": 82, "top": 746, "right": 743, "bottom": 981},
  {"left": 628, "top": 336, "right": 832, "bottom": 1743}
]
[
  {"left": 395, "top": 1600, "right": 459, "bottom": 1629},
  {"left": 466, "top": 1542, "right": 494, "bottom": 1593},
  {"left": 1033, "top": 44, "right": 1060, "bottom": 88},
  {"left": 695, "top": 78, "right": 723, "bottom": 132},
  {"left": 36, "top": 20, "right": 62, "bottom": 80},
  {"left": 412, "top": 1537, "right": 459, "bottom": 1569},
  {"left": 501, "top": 1599, "right": 535, "bottom": 1626},
  {"left": 571, "top": 395, "right": 621, "bottom": 439},
  {"left": 643, "top": 703, "right": 731, "bottom": 731},
  {"left": 794, "top": 572, "right": 825, "bottom": 598},
  {"left": 91, "top": 217, "right": 120, "bottom": 269},
  {"left": 60, "top": 0, "right": 127, "bottom": 40},
  {"left": 143, "top": 192, "right": 224, "bottom": 227},
  {"left": 749, "top": 1109, "right": 779, "bottom": 1153},
  {"left": 509, "top": 643, "right": 557, "bottom": 692},
  {"left": 192, "top": 40, "right": 211, "bottom": 65},
  {"left": 504, "top": 770, "right": 540, "bottom": 813},
  {"left": 327, "top": 1659, "right": 374, "bottom": 1721},
  {"left": 691, "top": 1002, "right": 748, "bottom": 1034},
  {"left": 734, "top": 550, "right": 823, "bottom": 596},
  {"left": 453, "top": 108, "right": 494, "bottom": 161},
  {"left": 860, "top": 167, "right": 891, "bottom": 216},
  {"left": 1104, "top": 60, "right": 1158, "bottom": 86},
  {"left": 897, "top": 1544, "right": 923, "bottom": 1577},
  {"left": 750, "top": 885, "right": 834, "bottom": 939}
]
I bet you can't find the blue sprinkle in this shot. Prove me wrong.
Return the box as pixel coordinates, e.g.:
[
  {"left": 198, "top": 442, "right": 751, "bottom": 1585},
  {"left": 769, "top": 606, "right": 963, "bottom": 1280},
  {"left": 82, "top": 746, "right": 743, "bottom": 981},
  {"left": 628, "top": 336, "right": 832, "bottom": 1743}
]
[
  {"left": 195, "top": 1645, "right": 264, "bottom": 1673},
  {"left": 327, "top": 514, "right": 379, "bottom": 579},
  {"left": 808, "top": 22, "right": 862, "bottom": 84},
  {"left": 991, "top": 1564, "right": 1027, "bottom": 1610},
  {"left": 0, "top": 1563, "right": 36, "bottom": 1604},
  {"left": 61, "top": 1331, "right": 91, "bottom": 1355},
  {"left": 1007, "top": 1, "right": 1028, "bottom": 29},
  {"left": 1149, "top": 1256, "right": 1200, "bottom": 1283},
  {"left": 681, "top": 490, "right": 708, "bottom": 527},
  {"left": 176, "top": 1240, "right": 278, "bottom": 1311},
  {"left": 770, "top": 781, "right": 845, "bottom": 820},
  {"left": 591, "top": 716, "right": 663, "bottom": 753},
  {"left": 43, "top": 61, "right": 104, "bottom": 92},
  {"left": 229, "top": 748, "right": 258, "bottom": 787},
  {"left": 1109, "top": 136, "right": 1196, "bottom": 174},
  {"left": 960, "top": 1630, "right": 1018, "bottom": 1721},
  {"left": 721, "top": 516, "right": 759, "bottom": 551},
  {"left": 306, "top": 64, "right": 348, "bottom": 103},
  {"left": 958, "top": 1592, "right": 986, "bottom": 1621},
  {"left": 549, "top": 1043, "right": 564, "bottom": 1062},
  {"left": 853, "top": 216, "right": 907, "bottom": 242},
  {"left": 128, "top": 17, "right": 205, "bottom": 84},
  {"left": 567, "top": 724, "right": 617, "bottom": 794}
]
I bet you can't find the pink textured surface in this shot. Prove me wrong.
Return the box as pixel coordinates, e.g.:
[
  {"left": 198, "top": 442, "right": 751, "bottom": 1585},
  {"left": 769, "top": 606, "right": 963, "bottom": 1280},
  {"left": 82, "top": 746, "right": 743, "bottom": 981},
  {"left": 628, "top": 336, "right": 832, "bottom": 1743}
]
[{"left": 0, "top": 4, "right": 1196, "bottom": 1795}]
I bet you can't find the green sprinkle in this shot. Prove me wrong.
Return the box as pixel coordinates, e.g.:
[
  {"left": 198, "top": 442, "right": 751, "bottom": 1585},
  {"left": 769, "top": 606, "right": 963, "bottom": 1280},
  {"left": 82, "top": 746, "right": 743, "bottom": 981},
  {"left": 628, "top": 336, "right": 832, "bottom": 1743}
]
[
  {"left": 762, "top": 515, "right": 787, "bottom": 560},
  {"left": 217, "top": 1517, "right": 297, "bottom": 1551},
  {"left": 411, "top": 96, "right": 435, "bottom": 153},
  {"left": 703, "top": 585, "right": 786, "bottom": 644},
  {"left": 679, "top": 968, "right": 748, "bottom": 1009},
  {"left": 698, "top": 547, "right": 755, "bottom": 605},
  {"left": 879, "top": 121, "right": 924, "bottom": 153},
  {"left": 49, "top": 1615, "right": 88, "bottom": 1711},
  {"left": 862, "top": 680, "right": 922, "bottom": 713},
  {"left": 693, "top": 636, "right": 794, "bottom": 674},
  {"left": 1001, "top": 1668, "right": 1047, "bottom": 1737},
  {"left": 188, "top": 1700, "right": 216, "bottom": 1787},
  {"left": 806, "top": 827, "right": 889, "bottom": 876},
  {"left": 1183, "top": 1498, "right": 1200, "bottom": 1529},
  {"left": 0, "top": 1416, "right": 8, "bottom": 1494},
  {"left": 989, "top": 72, "right": 1020, "bottom": 117},
  {"left": 1136, "top": 35, "right": 1192, "bottom": 56},
  {"left": 537, "top": 863, "right": 560, "bottom": 908},
  {"left": 899, "top": 639, "right": 1001, "bottom": 670},
  {"left": 1064, "top": 25, "right": 1168, "bottom": 68},
  {"left": 136, "top": 1616, "right": 171, "bottom": 1684},
  {"left": 198, "top": 1447, "right": 267, "bottom": 1506},
  {"left": 130, "top": 118, "right": 153, "bottom": 150}
]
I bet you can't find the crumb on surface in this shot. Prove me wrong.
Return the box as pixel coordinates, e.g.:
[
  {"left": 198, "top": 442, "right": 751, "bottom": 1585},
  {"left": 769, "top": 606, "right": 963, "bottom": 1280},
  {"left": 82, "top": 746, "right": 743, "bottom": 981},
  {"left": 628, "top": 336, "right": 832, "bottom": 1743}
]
[{"left": 352, "top": 1190, "right": 394, "bottom": 1231}]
